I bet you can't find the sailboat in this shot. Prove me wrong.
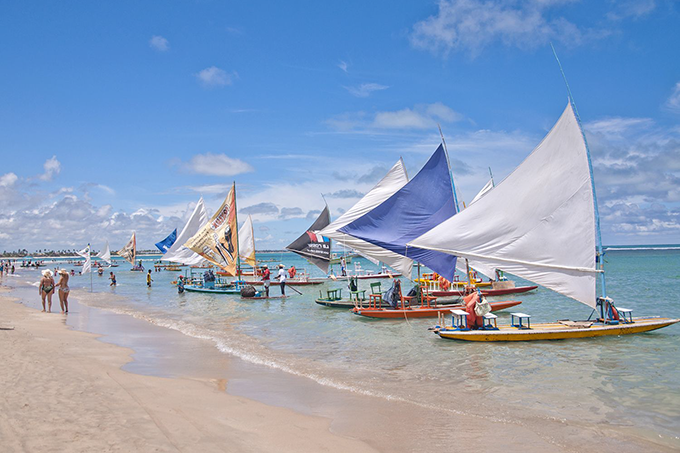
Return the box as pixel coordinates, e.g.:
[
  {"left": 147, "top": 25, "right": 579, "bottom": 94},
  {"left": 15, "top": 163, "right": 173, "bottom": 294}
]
[
  {"left": 409, "top": 101, "right": 679, "bottom": 340},
  {"left": 118, "top": 233, "right": 142, "bottom": 271},
  {"left": 282, "top": 204, "right": 333, "bottom": 284},
  {"left": 182, "top": 183, "right": 245, "bottom": 294},
  {"left": 330, "top": 144, "right": 521, "bottom": 318},
  {"left": 96, "top": 241, "right": 113, "bottom": 267},
  {"left": 163, "top": 197, "right": 209, "bottom": 266}
]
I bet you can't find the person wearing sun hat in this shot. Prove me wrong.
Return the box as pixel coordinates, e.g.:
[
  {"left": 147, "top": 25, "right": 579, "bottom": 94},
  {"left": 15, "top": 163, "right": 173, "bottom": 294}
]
[
  {"left": 39, "top": 269, "right": 55, "bottom": 312},
  {"left": 276, "top": 263, "right": 287, "bottom": 296},
  {"left": 56, "top": 269, "right": 70, "bottom": 313}
]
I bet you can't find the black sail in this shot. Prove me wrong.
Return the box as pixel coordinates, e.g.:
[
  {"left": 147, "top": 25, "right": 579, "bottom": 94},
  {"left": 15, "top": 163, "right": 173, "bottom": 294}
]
[{"left": 285, "top": 206, "right": 331, "bottom": 273}]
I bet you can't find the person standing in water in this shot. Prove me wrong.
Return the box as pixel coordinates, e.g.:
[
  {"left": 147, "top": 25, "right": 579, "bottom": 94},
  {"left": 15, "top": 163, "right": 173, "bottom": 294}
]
[
  {"left": 110, "top": 272, "right": 117, "bottom": 286},
  {"left": 276, "top": 263, "right": 287, "bottom": 296},
  {"left": 39, "top": 269, "right": 55, "bottom": 312},
  {"left": 56, "top": 269, "right": 70, "bottom": 313},
  {"left": 261, "top": 264, "right": 271, "bottom": 297},
  {"left": 146, "top": 269, "right": 153, "bottom": 287}
]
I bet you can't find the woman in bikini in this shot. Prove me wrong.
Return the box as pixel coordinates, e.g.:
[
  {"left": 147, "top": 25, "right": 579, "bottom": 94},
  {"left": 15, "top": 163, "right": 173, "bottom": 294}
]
[
  {"left": 39, "top": 269, "right": 55, "bottom": 312},
  {"left": 56, "top": 269, "right": 70, "bottom": 313}
]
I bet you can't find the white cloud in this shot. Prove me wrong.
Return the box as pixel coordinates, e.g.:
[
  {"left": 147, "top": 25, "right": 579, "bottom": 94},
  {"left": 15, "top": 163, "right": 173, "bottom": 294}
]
[
  {"left": 327, "top": 103, "right": 462, "bottom": 131},
  {"left": 39, "top": 156, "right": 61, "bottom": 181},
  {"left": 195, "top": 66, "right": 234, "bottom": 87},
  {"left": 606, "top": 0, "right": 656, "bottom": 21},
  {"left": 149, "top": 35, "right": 169, "bottom": 52},
  {"left": 0, "top": 173, "right": 18, "bottom": 187},
  {"left": 666, "top": 82, "right": 680, "bottom": 112},
  {"left": 186, "top": 183, "right": 233, "bottom": 194},
  {"left": 338, "top": 60, "right": 349, "bottom": 73},
  {"left": 373, "top": 103, "right": 462, "bottom": 129},
  {"left": 410, "top": 0, "right": 588, "bottom": 56},
  {"left": 585, "top": 117, "right": 654, "bottom": 140},
  {"left": 187, "top": 153, "right": 254, "bottom": 176},
  {"left": 344, "top": 83, "right": 389, "bottom": 98}
]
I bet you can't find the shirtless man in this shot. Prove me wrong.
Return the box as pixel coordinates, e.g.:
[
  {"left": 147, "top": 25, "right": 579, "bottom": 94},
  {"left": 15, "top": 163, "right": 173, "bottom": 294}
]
[
  {"left": 56, "top": 269, "right": 70, "bottom": 313},
  {"left": 39, "top": 269, "right": 55, "bottom": 312}
]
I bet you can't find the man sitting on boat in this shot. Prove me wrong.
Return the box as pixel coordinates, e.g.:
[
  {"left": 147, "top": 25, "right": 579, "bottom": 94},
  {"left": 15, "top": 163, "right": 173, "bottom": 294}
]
[{"left": 463, "top": 287, "right": 483, "bottom": 330}]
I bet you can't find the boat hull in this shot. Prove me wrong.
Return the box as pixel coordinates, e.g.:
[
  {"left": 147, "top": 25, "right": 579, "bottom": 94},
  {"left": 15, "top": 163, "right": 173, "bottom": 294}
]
[
  {"left": 184, "top": 285, "right": 242, "bottom": 294},
  {"left": 315, "top": 298, "right": 390, "bottom": 308},
  {"left": 243, "top": 280, "right": 326, "bottom": 286},
  {"left": 437, "top": 317, "right": 680, "bottom": 341},
  {"left": 352, "top": 300, "right": 521, "bottom": 319},
  {"left": 242, "top": 295, "right": 288, "bottom": 300},
  {"left": 431, "top": 285, "right": 538, "bottom": 297}
]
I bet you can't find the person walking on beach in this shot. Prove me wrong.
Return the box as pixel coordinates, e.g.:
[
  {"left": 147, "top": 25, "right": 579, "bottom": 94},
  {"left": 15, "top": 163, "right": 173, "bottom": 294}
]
[
  {"left": 261, "top": 264, "right": 271, "bottom": 297},
  {"left": 276, "top": 264, "right": 287, "bottom": 296},
  {"left": 146, "top": 269, "right": 153, "bottom": 288},
  {"left": 56, "top": 269, "right": 70, "bottom": 313},
  {"left": 110, "top": 271, "right": 116, "bottom": 286},
  {"left": 39, "top": 269, "right": 55, "bottom": 312}
]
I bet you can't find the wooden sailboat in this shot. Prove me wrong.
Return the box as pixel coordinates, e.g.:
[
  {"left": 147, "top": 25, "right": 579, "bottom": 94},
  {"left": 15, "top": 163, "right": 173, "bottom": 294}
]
[
  {"left": 182, "top": 183, "right": 246, "bottom": 294},
  {"left": 409, "top": 96, "right": 679, "bottom": 340}
]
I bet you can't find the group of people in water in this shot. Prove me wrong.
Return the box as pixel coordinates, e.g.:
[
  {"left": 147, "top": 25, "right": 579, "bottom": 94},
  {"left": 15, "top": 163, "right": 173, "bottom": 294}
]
[
  {"left": 38, "top": 269, "right": 70, "bottom": 313},
  {"left": 259, "top": 263, "right": 290, "bottom": 297}
]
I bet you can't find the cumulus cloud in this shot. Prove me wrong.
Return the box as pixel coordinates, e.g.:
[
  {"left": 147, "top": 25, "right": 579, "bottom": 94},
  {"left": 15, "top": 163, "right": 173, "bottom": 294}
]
[
  {"left": 344, "top": 83, "right": 389, "bottom": 98},
  {"left": 195, "top": 66, "right": 235, "bottom": 87},
  {"left": 324, "top": 189, "right": 365, "bottom": 198},
  {"left": 186, "top": 183, "right": 233, "bottom": 194},
  {"left": 0, "top": 173, "right": 18, "bottom": 187},
  {"left": 149, "top": 35, "right": 169, "bottom": 51},
  {"left": 409, "top": 0, "right": 597, "bottom": 57},
  {"left": 606, "top": 0, "right": 656, "bottom": 21},
  {"left": 666, "top": 82, "right": 680, "bottom": 112},
  {"left": 279, "top": 207, "right": 304, "bottom": 219},
  {"left": 186, "top": 153, "right": 253, "bottom": 176},
  {"left": 241, "top": 202, "right": 279, "bottom": 216},
  {"left": 327, "top": 102, "right": 462, "bottom": 131},
  {"left": 39, "top": 156, "right": 61, "bottom": 181}
]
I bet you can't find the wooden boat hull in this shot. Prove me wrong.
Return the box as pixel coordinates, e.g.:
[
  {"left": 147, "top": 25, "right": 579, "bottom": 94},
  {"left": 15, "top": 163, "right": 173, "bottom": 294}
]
[
  {"left": 352, "top": 300, "right": 522, "bottom": 319},
  {"left": 437, "top": 317, "right": 680, "bottom": 341},
  {"left": 184, "top": 285, "right": 242, "bottom": 294},
  {"left": 315, "top": 298, "right": 390, "bottom": 308},
  {"left": 431, "top": 285, "right": 538, "bottom": 297},
  {"left": 242, "top": 295, "right": 288, "bottom": 300},
  {"left": 242, "top": 280, "right": 326, "bottom": 286},
  {"left": 353, "top": 273, "right": 402, "bottom": 280}
]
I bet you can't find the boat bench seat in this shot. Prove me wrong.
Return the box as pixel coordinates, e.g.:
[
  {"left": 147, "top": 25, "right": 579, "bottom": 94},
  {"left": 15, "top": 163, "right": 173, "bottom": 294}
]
[
  {"left": 511, "top": 312, "right": 531, "bottom": 329},
  {"left": 450, "top": 309, "right": 469, "bottom": 330},
  {"left": 616, "top": 307, "right": 633, "bottom": 323},
  {"left": 350, "top": 290, "right": 366, "bottom": 301},
  {"left": 482, "top": 313, "right": 498, "bottom": 330}
]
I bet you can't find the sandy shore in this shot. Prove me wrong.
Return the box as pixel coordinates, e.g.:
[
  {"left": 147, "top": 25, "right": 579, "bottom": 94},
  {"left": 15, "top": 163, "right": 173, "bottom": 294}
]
[
  {"left": 1, "top": 280, "right": 674, "bottom": 453},
  {"left": 0, "top": 290, "right": 376, "bottom": 453}
]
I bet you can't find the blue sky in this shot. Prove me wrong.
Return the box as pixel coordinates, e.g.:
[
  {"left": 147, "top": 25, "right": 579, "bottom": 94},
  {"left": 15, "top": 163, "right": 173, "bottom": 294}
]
[{"left": 1, "top": 0, "right": 679, "bottom": 252}]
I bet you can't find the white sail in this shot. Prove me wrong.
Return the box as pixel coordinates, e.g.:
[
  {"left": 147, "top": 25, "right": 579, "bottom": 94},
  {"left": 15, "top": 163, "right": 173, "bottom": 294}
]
[
  {"left": 164, "top": 198, "right": 209, "bottom": 266},
  {"left": 318, "top": 159, "right": 413, "bottom": 276},
  {"left": 238, "top": 215, "right": 256, "bottom": 267},
  {"left": 117, "top": 233, "right": 136, "bottom": 265},
  {"left": 409, "top": 103, "right": 599, "bottom": 308},
  {"left": 97, "top": 241, "right": 111, "bottom": 264},
  {"left": 469, "top": 178, "right": 494, "bottom": 205},
  {"left": 77, "top": 245, "right": 91, "bottom": 274}
]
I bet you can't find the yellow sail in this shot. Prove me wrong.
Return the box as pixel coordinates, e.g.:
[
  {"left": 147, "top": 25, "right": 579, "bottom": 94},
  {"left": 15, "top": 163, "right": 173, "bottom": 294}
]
[
  {"left": 118, "top": 232, "right": 136, "bottom": 265},
  {"left": 184, "top": 183, "right": 238, "bottom": 275}
]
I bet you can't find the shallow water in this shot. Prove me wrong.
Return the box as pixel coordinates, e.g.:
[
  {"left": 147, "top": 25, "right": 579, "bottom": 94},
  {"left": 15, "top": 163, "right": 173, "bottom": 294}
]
[{"left": 7, "top": 248, "right": 680, "bottom": 449}]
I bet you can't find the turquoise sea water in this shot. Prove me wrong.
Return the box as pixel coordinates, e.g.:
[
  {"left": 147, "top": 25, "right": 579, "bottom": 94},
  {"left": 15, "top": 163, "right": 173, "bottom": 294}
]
[{"left": 7, "top": 247, "right": 680, "bottom": 448}]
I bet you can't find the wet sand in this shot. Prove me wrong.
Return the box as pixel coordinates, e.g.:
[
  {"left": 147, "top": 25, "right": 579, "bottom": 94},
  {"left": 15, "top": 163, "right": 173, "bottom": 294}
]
[{"left": 0, "top": 284, "right": 673, "bottom": 452}]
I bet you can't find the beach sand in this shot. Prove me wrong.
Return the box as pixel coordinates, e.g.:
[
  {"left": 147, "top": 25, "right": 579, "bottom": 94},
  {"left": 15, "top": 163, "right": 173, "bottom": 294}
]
[
  {"left": 0, "top": 290, "right": 376, "bottom": 453},
  {"left": 1, "top": 284, "right": 673, "bottom": 453}
]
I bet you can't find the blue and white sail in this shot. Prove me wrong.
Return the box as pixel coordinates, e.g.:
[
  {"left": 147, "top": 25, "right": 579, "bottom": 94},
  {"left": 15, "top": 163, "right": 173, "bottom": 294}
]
[
  {"left": 155, "top": 229, "right": 177, "bottom": 254},
  {"left": 163, "top": 198, "right": 209, "bottom": 266},
  {"left": 318, "top": 159, "right": 413, "bottom": 276},
  {"left": 338, "top": 145, "right": 458, "bottom": 281}
]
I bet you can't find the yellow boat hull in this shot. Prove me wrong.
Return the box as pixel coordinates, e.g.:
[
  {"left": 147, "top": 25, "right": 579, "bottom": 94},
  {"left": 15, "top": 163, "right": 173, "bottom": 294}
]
[{"left": 437, "top": 317, "right": 679, "bottom": 342}]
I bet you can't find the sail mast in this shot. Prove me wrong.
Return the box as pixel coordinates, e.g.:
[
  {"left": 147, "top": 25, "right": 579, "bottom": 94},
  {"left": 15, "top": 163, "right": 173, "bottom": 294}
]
[
  {"left": 550, "top": 44, "right": 606, "bottom": 300},
  {"left": 233, "top": 181, "right": 241, "bottom": 278},
  {"left": 438, "top": 124, "right": 460, "bottom": 213}
]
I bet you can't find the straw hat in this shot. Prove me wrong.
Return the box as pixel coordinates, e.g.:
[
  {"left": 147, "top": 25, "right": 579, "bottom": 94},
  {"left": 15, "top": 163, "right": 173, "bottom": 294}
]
[
  {"left": 279, "top": 264, "right": 284, "bottom": 268},
  {"left": 263, "top": 264, "right": 268, "bottom": 268},
  {"left": 42, "top": 269, "right": 53, "bottom": 277}
]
